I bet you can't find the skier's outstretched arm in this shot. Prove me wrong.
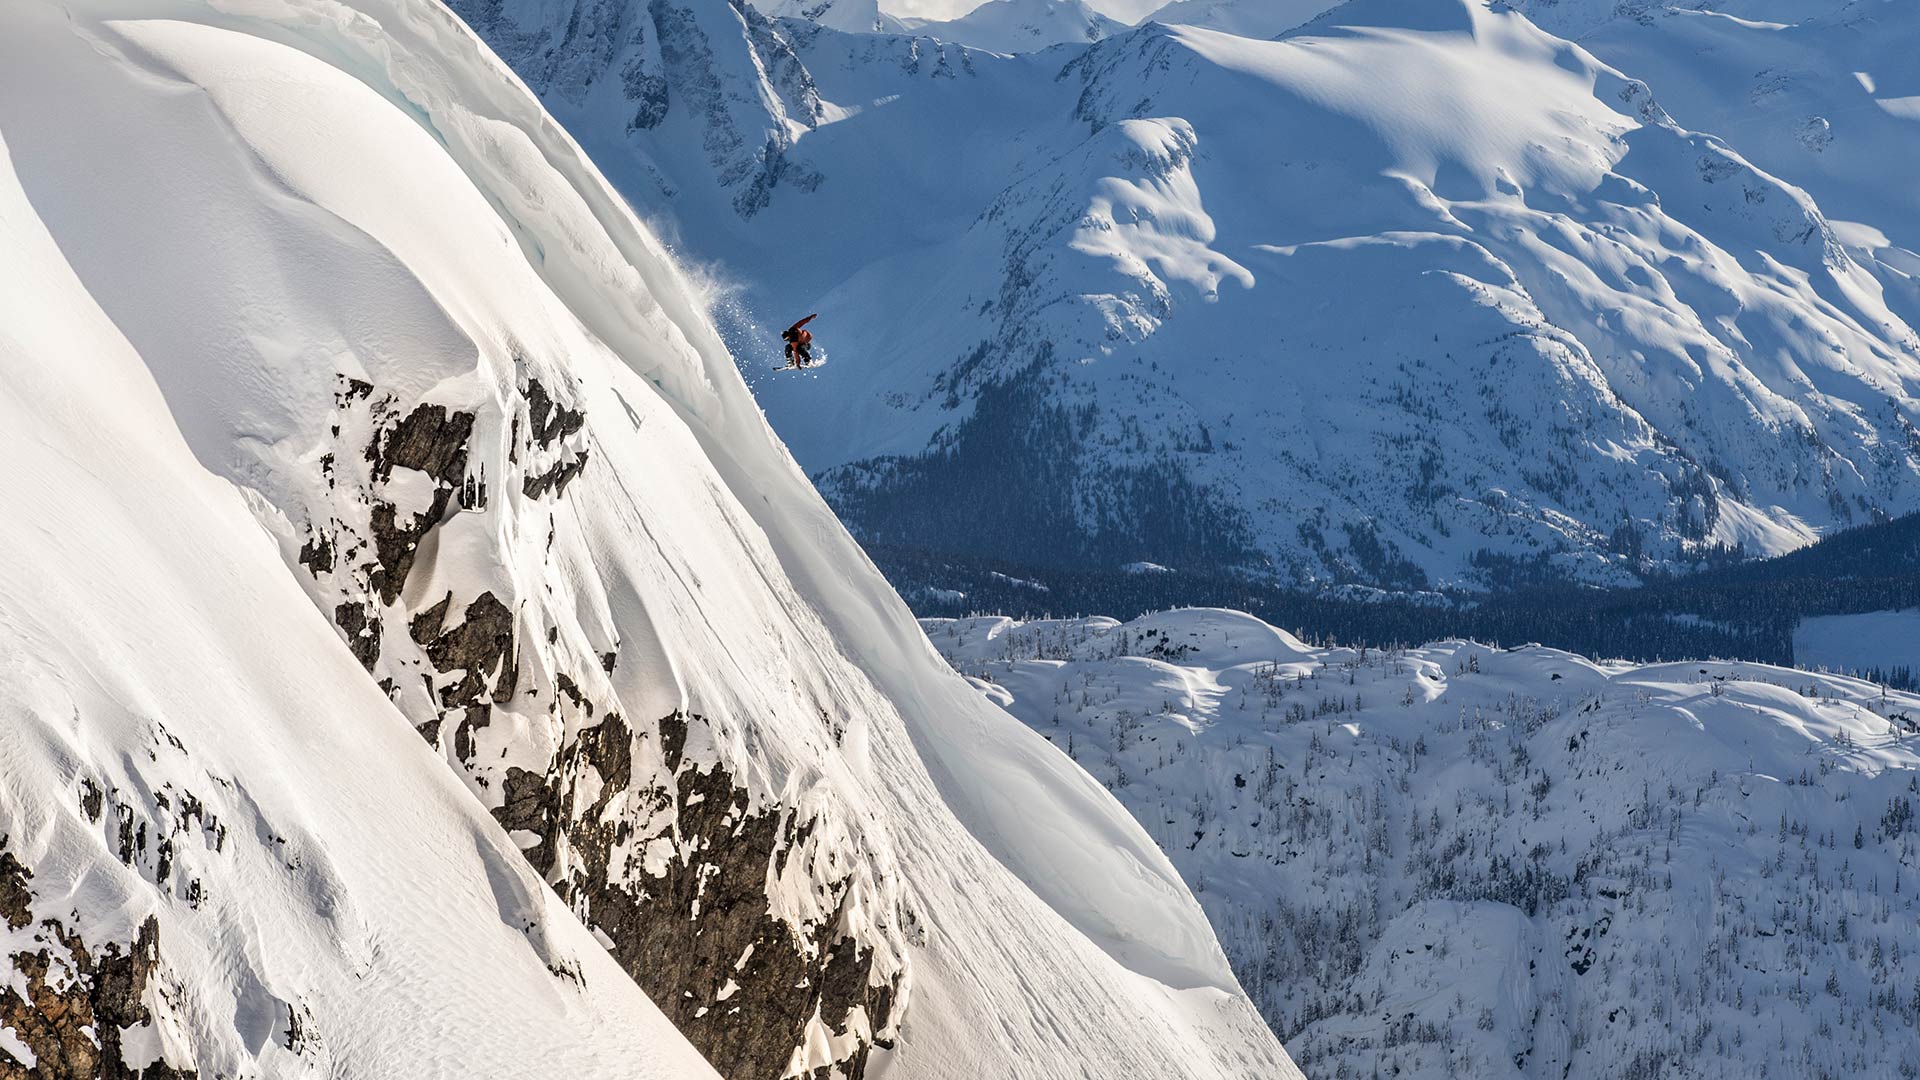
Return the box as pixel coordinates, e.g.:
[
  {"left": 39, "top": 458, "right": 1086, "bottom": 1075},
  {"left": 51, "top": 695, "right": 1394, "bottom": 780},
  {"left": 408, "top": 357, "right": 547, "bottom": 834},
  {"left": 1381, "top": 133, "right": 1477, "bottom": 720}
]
[{"left": 788, "top": 313, "right": 819, "bottom": 334}]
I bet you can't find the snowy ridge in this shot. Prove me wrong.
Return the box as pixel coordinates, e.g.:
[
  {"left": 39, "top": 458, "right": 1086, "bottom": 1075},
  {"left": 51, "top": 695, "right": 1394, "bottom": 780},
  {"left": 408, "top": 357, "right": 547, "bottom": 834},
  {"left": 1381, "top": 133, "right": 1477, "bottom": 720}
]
[
  {"left": 1140, "top": 0, "right": 1337, "bottom": 41},
  {"left": 0, "top": 1, "right": 1291, "bottom": 1077},
  {"left": 459, "top": 0, "right": 1920, "bottom": 591},
  {"left": 896, "top": 0, "right": 1126, "bottom": 54},
  {"left": 931, "top": 608, "right": 1920, "bottom": 1078}
]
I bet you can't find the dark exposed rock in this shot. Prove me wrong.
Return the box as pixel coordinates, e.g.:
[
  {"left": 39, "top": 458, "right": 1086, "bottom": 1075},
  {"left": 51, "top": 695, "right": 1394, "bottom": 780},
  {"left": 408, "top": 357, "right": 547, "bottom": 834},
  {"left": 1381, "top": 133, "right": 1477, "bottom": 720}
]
[
  {"left": 657, "top": 710, "right": 689, "bottom": 773},
  {"left": 299, "top": 374, "right": 902, "bottom": 1075},
  {"left": 524, "top": 379, "right": 585, "bottom": 450},
  {"left": 410, "top": 592, "right": 517, "bottom": 766},
  {"left": 452, "top": 705, "right": 491, "bottom": 764},
  {"left": 332, "top": 601, "right": 381, "bottom": 671},
  {"left": 621, "top": 52, "right": 670, "bottom": 130},
  {"left": 497, "top": 767, "right": 561, "bottom": 875},
  {"left": 0, "top": 850, "right": 30, "bottom": 932},
  {"left": 522, "top": 450, "right": 590, "bottom": 500},
  {"left": 414, "top": 592, "right": 518, "bottom": 710},
  {"left": 0, "top": 842, "right": 194, "bottom": 1080},
  {"left": 555, "top": 673, "right": 592, "bottom": 715},
  {"left": 409, "top": 592, "right": 453, "bottom": 644},
  {"left": 366, "top": 403, "right": 475, "bottom": 603},
  {"left": 298, "top": 529, "right": 335, "bottom": 576},
  {"left": 368, "top": 499, "right": 427, "bottom": 604},
  {"left": 369, "top": 403, "right": 473, "bottom": 486},
  {"left": 494, "top": 710, "right": 900, "bottom": 1080},
  {"left": 519, "top": 381, "right": 590, "bottom": 499}
]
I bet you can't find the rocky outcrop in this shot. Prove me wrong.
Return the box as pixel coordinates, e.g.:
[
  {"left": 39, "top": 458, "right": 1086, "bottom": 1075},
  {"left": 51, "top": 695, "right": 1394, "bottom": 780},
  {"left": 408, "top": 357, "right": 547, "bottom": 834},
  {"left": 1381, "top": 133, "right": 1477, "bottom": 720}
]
[
  {"left": 288, "top": 366, "right": 908, "bottom": 1079},
  {"left": 366, "top": 402, "right": 475, "bottom": 604},
  {"left": 411, "top": 590, "right": 519, "bottom": 761},
  {"left": 0, "top": 843, "right": 193, "bottom": 1080},
  {"left": 494, "top": 710, "right": 902, "bottom": 1080},
  {"left": 522, "top": 379, "right": 590, "bottom": 499}
]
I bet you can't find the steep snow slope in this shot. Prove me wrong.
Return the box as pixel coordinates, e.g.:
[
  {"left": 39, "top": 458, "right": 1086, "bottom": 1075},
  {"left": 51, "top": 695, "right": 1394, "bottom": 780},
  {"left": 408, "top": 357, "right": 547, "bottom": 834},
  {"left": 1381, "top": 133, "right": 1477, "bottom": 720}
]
[
  {"left": 0, "top": 12, "right": 720, "bottom": 1078},
  {"left": 931, "top": 609, "right": 1920, "bottom": 1079},
  {"left": 1533, "top": 0, "right": 1920, "bottom": 256},
  {"left": 455, "top": 0, "right": 1920, "bottom": 592},
  {"left": 0, "top": 2, "right": 1292, "bottom": 1078},
  {"left": 898, "top": 0, "right": 1125, "bottom": 53}
]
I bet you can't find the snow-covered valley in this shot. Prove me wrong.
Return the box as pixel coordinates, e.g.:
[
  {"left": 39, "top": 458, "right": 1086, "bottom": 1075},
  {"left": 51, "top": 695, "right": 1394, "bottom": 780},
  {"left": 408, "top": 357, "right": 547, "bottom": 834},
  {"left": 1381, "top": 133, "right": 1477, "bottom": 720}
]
[
  {"left": 0, "top": 1, "right": 1292, "bottom": 1076},
  {"left": 931, "top": 608, "right": 1920, "bottom": 1078},
  {"left": 450, "top": 0, "right": 1920, "bottom": 593}
]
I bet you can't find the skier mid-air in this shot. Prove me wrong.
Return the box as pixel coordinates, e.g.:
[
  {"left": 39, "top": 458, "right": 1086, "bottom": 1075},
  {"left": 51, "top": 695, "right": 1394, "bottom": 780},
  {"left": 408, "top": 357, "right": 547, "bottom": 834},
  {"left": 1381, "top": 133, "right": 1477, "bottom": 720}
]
[{"left": 777, "top": 313, "right": 820, "bottom": 370}]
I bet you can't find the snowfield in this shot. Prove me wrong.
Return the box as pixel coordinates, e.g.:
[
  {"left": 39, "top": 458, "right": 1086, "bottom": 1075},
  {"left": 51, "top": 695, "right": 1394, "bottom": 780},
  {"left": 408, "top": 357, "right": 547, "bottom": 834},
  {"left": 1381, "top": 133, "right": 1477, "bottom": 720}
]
[
  {"left": 931, "top": 608, "right": 1920, "bottom": 1079},
  {"left": 0, "top": 1, "right": 1291, "bottom": 1076}
]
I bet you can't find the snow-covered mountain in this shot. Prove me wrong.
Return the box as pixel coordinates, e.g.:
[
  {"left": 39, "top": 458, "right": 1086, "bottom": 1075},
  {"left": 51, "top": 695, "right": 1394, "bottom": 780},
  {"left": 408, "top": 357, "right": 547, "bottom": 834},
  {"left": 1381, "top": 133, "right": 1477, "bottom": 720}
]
[
  {"left": 757, "top": 0, "right": 909, "bottom": 34},
  {"left": 1140, "top": 0, "right": 1337, "bottom": 40},
  {"left": 930, "top": 608, "right": 1920, "bottom": 1078},
  {"left": 453, "top": 0, "right": 1920, "bottom": 593},
  {"left": 0, "top": 2, "right": 1294, "bottom": 1077},
  {"left": 1533, "top": 0, "right": 1920, "bottom": 250},
  {"left": 898, "top": 0, "right": 1126, "bottom": 53}
]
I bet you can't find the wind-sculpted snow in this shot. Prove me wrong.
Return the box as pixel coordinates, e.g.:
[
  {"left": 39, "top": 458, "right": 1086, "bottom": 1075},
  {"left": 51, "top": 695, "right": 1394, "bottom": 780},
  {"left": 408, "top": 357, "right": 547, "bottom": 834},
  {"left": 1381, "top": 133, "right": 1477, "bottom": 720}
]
[
  {"left": 932, "top": 608, "right": 1920, "bottom": 1079},
  {"left": 0, "top": 1, "right": 1291, "bottom": 1077},
  {"left": 464, "top": 0, "right": 1920, "bottom": 592}
]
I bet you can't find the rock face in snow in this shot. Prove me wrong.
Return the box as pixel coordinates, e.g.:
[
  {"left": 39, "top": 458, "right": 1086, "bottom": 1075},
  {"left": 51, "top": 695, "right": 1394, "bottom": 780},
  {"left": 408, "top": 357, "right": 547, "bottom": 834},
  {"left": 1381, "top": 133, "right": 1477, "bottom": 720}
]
[
  {"left": 455, "top": 0, "right": 1920, "bottom": 592},
  {"left": 931, "top": 608, "right": 1920, "bottom": 1079},
  {"left": 460, "top": 0, "right": 824, "bottom": 217},
  {"left": 0, "top": 860, "right": 179, "bottom": 1080},
  {"left": 300, "top": 369, "right": 905, "bottom": 1079},
  {"left": 0, "top": 2, "right": 1292, "bottom": 1078}
]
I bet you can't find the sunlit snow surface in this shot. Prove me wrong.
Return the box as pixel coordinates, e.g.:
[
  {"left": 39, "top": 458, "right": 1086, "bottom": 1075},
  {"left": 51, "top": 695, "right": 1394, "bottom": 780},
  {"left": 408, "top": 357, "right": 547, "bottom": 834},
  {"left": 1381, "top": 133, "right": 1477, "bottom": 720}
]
[
  {"left": 0, "top": 1, "right": 1291, "bottom": 1076},
  {"left": 932, "top": 608, "right": 1920, "bottom": 1078}
]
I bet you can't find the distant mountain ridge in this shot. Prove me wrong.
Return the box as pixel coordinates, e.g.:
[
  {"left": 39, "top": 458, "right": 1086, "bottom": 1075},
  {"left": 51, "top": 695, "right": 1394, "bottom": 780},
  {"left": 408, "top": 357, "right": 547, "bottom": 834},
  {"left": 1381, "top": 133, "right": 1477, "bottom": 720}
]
[
  {"left": 450, "top": 0, "right": 1920, "bottom": 598},
  {"left": 896, "top": 0, "right": 1126, "bottom": 53}
]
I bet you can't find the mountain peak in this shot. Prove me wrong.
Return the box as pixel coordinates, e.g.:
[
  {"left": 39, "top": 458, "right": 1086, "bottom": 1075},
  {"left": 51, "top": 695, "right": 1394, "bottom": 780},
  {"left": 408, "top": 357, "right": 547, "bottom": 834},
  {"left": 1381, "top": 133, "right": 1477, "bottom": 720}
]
[{"left": 901, "top": 0, "right": 1128, "bottom": 53}]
